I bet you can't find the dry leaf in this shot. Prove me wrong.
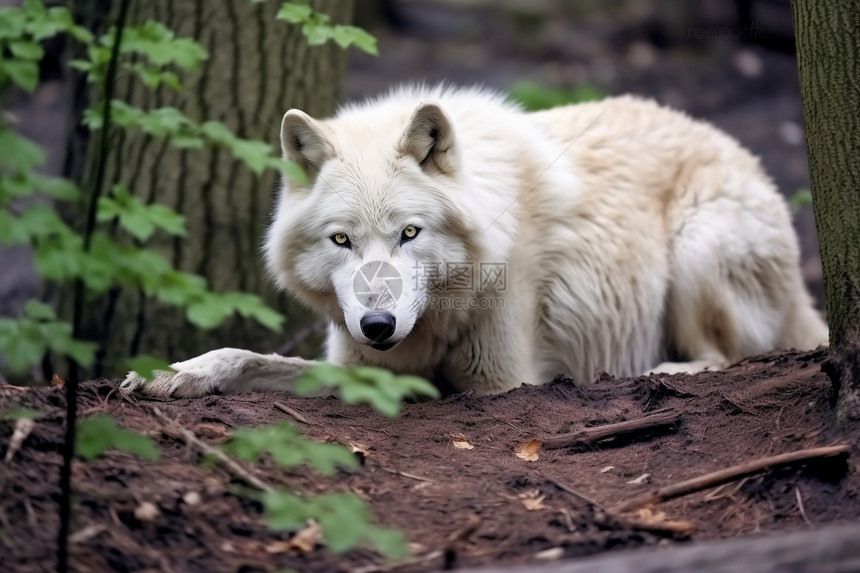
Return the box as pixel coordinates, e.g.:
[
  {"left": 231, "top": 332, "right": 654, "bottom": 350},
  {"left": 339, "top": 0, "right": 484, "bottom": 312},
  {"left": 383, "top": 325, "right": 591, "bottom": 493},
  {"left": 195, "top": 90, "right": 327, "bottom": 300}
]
[
  {"left": 600, "top": 466, "right": 615, "bottom": 473},
  {"left": 515, "top": 439, "right": 541, "bottom": 461},
  {"left": 264, "top": 541, "right": 292, "bottom": 554},
  {"left": 350, "top": 442, "right": 370, "bottom": 464},
  {"left": 289, "top": 519, "right": 322, "bottom": 554},
  {"left": 51, "top": 373, "right": 65, "bottom": 388},
  {"left": 350, "top": 442, "right": 370, "bottom": 455},
  {"left": 4, "top": 418, "right": 35, "bottom": 462},
  {"left": 626, "top": 473, "right": 651, "bottom": 485},
  {"left": 451, "top": 433, "right": 474, "bottom": 450},
  {"left": 636, "top": 507, "right": 667, "bottom": 523},
  {"left": 518, "top": 489, "right": 547, "bottom": 511}
]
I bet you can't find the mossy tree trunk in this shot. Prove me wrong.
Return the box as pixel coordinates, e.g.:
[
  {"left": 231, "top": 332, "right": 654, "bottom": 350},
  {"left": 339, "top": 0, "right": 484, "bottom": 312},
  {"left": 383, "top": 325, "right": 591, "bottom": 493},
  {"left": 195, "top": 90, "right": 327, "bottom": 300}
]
[
  {"left": 70, "top": 0, "right": 351, "bottom": 376},
  {"left": 792, "top": 0, "right": 860, "bottom": 426}
]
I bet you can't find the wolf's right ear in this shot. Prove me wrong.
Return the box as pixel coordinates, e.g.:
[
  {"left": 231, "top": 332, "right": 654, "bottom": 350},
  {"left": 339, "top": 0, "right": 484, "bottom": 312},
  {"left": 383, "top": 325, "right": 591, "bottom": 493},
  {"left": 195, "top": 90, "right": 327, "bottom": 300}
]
[
  {"left": 400, "top": 101, "right": 458, "bottom": 176},
  {"left": 281, "top": 110, "right": 334, "bottom": 179}
]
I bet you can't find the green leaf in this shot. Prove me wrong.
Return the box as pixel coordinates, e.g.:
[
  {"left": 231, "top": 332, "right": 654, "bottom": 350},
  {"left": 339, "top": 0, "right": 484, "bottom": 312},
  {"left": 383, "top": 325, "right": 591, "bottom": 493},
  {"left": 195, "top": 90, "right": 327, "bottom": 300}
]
[
  {"left": 23, "top": 300, "right": 55, "bottom": 320},
  {"left": 330, "top": 25, "right": 378, "bottom": 55},
  {"left": 186, "top": 297, "right": 233, "bottom": 329},
  {"left": 9, "top": 39, "right": 45, "bottom": 60},
  {"left": 790, "top": 189, "right": 813, "bottom": 210},
  {"left": 0, "top": 211, "right": 30, "bottom": 245},
  {"left": 76, "top": 414, "right": 160, "bottom": 461},
  {"left": 1, "top": 406, "right": 44, "bottom": 421},
  {"left": 302, "top": 21, "right": 331, "bottom": 46},
  {"left": 508, "top": 81, "right": 605, "bottom": 112},
  {"left": 1, "top": 59, "right": 39, "bottom": 92},
  {"left": 0, "top": 129, "right": 46, "bottom": 170},
  {"left": 127, "top": 355, "right": 174, "bottom": 381},
  {"left": 261, "top": 490, "right": 309, "bottom": 531},
  {"left": 294, "top": 363, "right": 438, "bottom": 416},
  {"left": 272, "top": 158, "right": 309, "bottom": 184},
  {"left": 276, "top": 2, "right": 313, "bottom": 24},
  {"left": 260, "top": 491, "right": 408, "bottom": 557},
  {"left": 223, "top": 422, "right": 357, "bottom": 476},
  {"left": 31, "top": 174, "right": 80, "bottom": 201}
]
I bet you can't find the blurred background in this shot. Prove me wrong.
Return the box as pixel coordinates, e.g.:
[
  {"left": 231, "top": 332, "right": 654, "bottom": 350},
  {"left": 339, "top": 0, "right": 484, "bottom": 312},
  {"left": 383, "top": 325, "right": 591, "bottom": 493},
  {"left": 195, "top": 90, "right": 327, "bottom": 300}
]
[{"left": 0, "top": 0, "right": 822, "bottom": 380}]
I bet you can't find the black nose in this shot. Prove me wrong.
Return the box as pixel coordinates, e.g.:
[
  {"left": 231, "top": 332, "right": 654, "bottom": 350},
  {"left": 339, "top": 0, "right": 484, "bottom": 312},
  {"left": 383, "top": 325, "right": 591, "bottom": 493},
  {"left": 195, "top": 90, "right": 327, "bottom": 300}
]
[{"left": 360, "top": 312, "right": 396, "bottom": 343}]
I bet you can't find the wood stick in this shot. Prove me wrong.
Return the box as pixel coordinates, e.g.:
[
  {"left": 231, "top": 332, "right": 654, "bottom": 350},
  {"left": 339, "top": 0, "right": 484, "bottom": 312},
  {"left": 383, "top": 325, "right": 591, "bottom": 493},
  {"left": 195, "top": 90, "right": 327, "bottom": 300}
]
[
  {"left": 616, "top": 444, "right": 849, "bottom": 513},
  {"left": 151, "top": 406, "right": 273, "bottom": 493},
  {"left": 274, "top": 402, "right": 317, "bottom": 425},
  {"left": 542, "top": 473, "right": 696, "bottom": 536},
  {"left": 540, "top": 410, "right": 681, "bottom": 450}
]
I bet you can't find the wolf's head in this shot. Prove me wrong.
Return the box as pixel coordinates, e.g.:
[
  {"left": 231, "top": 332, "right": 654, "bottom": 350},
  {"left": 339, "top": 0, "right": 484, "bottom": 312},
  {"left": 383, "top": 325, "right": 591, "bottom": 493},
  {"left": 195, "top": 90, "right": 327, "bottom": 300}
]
[{"left": 265, "top": 99, "right": 484, "bottom": 352}]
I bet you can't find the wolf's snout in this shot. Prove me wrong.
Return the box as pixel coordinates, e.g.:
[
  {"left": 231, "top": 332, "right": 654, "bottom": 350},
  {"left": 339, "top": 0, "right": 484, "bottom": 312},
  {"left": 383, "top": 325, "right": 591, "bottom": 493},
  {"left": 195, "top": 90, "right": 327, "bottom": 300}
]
[{"left": 360, "top": 312, "right": 396, "bottom": 343}]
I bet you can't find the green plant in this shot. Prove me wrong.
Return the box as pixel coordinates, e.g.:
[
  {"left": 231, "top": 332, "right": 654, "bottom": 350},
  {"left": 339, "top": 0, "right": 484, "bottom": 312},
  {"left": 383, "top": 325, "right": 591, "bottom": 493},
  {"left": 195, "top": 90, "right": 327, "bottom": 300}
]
[
  {"left": 297, "top": 363, "right": 440, "bottom": 417},
  {"left": 75, "top": 413, "right": 159, "bottom": 461},
  {"left": 790, "top": 189, "right": 813, "bottom": 211},
  {"left": 2, "top": 0, "right": 415, "bottom": 565},
  {"left": 508, "top": 80, "right": 605, "bottom": 111}
]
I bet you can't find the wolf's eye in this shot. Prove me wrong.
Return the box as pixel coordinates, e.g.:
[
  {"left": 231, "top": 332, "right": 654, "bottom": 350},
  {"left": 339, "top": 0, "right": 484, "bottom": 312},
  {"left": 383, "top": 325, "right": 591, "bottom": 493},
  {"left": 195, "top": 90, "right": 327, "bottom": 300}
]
[
  {"left": 331, "top": 233, "right": 351, "bottom": 248},
  {"left": 401, "top": 225, "right": 420, "bottom": 242}
]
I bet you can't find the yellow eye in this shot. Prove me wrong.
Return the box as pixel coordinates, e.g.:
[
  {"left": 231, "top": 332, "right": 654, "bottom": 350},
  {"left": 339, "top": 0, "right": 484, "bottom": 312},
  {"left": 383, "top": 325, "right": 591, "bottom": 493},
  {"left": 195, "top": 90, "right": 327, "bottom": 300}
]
[
  {"left": 402, "top": 225, "right": 420, "bottom": 241},
  {"left": 332, "top": 233, "right": 350, "bottom": 246}
]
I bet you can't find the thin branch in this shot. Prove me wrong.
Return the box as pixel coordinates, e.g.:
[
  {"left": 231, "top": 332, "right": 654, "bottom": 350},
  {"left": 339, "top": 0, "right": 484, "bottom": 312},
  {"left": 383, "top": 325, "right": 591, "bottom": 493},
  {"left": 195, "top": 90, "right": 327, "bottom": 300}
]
[
  {"left": 375, "top": 464, "right": 433, "bottom": 482},
  {"left": 543, "top": 473, "right": 695, "bottom": 536},
  {"left": 151, "top": 406, "right": 273, "bottom": 493},
  {"left": 795, "top": 486, "right": 812, "bottom": 526},
  {"left": 60, "top": 2, "right": 131, "bottom": 571},
  {"left": 274, "top": 402, "right": 316, "bottom": 425},
  {"left": 540, "top": 410, "right": 681, "bottom": 450},
  {"left": 616, "top": 444, "right": 849, "bottom": 513}
]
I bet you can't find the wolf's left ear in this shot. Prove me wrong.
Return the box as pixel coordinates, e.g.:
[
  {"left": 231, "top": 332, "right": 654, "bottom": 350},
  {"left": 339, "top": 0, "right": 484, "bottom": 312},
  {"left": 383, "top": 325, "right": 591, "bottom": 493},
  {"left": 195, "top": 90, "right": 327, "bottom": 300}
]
[
  {"left": 281, "top": 109, "right": 334, "bottom": 179},
  {"left": 400, "top": 101, "right": 458, "bottom": 176}
]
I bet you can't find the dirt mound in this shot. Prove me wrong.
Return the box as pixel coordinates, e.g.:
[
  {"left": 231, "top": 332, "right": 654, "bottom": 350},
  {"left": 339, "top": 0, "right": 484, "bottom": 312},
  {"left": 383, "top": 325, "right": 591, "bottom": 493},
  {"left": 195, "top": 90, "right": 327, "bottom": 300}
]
[{"left": 2, "top": 349, "right": 859, "bottom": 572}]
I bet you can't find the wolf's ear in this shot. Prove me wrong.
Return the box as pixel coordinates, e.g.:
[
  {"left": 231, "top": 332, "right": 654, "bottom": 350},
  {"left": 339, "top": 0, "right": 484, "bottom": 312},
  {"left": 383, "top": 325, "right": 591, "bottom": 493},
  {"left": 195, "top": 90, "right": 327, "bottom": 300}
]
[
  {"left": 400, "top": 101, "right": 458, "bottom": 176},
  {"left": 281, "top": 109, "right": 334, "bottom": 178}
]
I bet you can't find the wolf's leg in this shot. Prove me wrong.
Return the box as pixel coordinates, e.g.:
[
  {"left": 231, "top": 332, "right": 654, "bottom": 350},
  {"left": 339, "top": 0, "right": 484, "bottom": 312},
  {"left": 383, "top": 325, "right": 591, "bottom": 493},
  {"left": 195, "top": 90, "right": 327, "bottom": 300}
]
[
  {"left": 652, "top": 176, "right": 811, "bottom": 376},
  {"left": 119, "top": 348, "right": 318, "bottom": 399}
]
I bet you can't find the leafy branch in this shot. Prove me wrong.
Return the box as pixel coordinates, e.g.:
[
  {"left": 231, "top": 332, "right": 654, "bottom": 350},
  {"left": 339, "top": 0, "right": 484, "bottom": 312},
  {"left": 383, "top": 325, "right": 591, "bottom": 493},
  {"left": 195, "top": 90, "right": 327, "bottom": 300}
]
[{"left": 261, "top": 0, "right": 378, "bottom": 55}]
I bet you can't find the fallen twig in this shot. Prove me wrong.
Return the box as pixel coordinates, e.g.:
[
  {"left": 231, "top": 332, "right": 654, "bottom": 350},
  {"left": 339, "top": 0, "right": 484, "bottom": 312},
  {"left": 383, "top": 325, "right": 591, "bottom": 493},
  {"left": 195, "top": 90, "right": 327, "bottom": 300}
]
[
  {"left": 542, "top": 473, "right": 695, "bottom": 537},
  {"left": 352, "top": 550, "right": 444, "bottom": 573},
  {"left": 274, "top": 402, "right": 316, "bottom": 425},
  {"left": 619, "top": 516, "right": 697, "bottom": 536},
  {"left": 616, "top": 444, "right": 849, "bottom": 513},
  {"left": 540, "top": 410, "right": 681, "bottom": 450},
  {"left": 376, "top": 464, "right": 432, "bottom": 482},
  {"left": 795, "top": 486, "right": 812, "bottom": 526},
  {"left": 4, "top": 418, "right": 35, "bottom": 462},
  {"left": 541, "top": 473, "right": 605, "bottom": 510},
  {"left": 151, "top": 406, "right": 273, "bottom": 493}
]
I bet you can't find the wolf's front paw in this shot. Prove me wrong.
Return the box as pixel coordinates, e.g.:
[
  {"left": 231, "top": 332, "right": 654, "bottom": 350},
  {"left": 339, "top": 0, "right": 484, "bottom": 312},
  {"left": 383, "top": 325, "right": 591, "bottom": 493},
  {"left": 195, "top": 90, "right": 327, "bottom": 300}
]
[{"left": 119, "top": 348, "right": 256, "bottom": 399}]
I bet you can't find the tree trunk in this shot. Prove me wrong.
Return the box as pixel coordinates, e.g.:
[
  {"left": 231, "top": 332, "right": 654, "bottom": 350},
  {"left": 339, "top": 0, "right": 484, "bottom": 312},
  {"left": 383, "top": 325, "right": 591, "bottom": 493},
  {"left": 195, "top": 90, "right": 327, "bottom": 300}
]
[
  {"left": 70, "top": 0, "right": 351, "bottom": 376},
  {"left": 791, "top": 0, "right": 860, "bottom": 426}
]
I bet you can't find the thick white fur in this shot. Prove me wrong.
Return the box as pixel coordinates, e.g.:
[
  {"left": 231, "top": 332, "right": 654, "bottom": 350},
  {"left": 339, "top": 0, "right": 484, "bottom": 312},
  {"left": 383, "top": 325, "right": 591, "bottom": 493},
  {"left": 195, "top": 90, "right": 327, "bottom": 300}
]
[{"left": 121, "top": 85, "right": 827, "bottom": 398}]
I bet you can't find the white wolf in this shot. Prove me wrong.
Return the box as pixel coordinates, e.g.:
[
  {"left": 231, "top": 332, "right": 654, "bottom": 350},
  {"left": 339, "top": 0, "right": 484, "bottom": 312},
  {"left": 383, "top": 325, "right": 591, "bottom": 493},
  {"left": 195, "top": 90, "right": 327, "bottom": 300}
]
[{"left": 122, "top": 85, "right": 827, "bottom": 398}]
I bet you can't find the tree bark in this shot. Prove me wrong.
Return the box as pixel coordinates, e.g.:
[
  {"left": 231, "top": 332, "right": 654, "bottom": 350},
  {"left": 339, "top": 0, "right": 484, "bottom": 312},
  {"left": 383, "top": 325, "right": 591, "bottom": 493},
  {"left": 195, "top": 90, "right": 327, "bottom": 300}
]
[
  {"left": 70, "top": 0, "right": 351, "bottom": 376},
  {"left": 791, "top": 0, "right": 860, "bottom": 426}
]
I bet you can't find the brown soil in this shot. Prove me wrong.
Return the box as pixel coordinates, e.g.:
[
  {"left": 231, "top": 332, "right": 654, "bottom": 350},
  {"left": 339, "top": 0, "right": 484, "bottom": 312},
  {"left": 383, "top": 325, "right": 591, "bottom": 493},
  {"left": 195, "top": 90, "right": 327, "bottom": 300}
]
[{"left": 2, "top": 349, "right": 859, "bottom": 572}]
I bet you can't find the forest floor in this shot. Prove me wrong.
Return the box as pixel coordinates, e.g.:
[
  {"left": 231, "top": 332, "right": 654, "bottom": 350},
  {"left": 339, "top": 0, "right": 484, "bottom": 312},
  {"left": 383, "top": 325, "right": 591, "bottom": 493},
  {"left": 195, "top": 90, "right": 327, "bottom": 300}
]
[{"left": 2, "top": 349, "right": 859, "bottom": 572}]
